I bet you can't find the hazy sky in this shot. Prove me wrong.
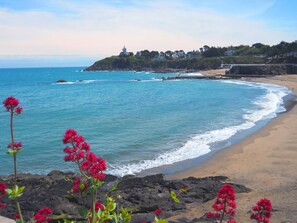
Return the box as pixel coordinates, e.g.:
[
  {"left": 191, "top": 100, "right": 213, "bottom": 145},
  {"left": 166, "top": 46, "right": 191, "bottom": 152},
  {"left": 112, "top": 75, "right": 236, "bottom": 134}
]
[{"left": 0, "top": 0, "right": 296, "bottom": 67}]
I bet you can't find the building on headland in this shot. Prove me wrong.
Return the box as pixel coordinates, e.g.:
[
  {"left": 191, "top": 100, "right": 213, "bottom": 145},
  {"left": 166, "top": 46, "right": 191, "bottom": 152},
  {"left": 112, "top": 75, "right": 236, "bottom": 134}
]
[
  {"left": 284, "top": 51, "right": 297, "bottom": 57},
  {"left": 186, "top": 50, "right": 200, "bottom": 58},
  {"left": 224, "top": 49, "right": 234, "bottom": 56},
  {"left": 153, "top": 52, "right": 166, "bottom": 61},
  {"left": 172, "top": 50, "right": 186, "bottom": 59},
  {"left": 120, "top": 46, "right": 129, "bottom": 56},
  {"left": 135, "top": 51, "right": 142, "bottom": 57}
]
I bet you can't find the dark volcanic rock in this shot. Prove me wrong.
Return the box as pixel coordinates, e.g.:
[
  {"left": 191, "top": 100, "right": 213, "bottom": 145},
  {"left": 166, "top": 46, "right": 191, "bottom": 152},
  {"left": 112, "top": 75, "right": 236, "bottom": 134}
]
[
  {"left": 56, "top": 79, "right": 67, "bottom": 83},
  {"left": 0, "top": 172, "right": 250, "bottom": 222}
]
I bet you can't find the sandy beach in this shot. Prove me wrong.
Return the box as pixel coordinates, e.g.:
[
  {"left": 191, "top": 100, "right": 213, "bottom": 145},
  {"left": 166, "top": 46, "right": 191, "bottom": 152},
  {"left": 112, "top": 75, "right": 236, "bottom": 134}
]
[{"left": 168, "top": 75, "right": 297, "bottom": 222}]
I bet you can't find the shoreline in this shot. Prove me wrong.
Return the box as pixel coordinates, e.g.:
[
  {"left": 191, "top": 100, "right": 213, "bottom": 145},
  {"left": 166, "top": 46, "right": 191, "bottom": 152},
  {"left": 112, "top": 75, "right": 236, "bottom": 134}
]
[{"left": 167, "top": 74, "right": 297, "bottom": 222}]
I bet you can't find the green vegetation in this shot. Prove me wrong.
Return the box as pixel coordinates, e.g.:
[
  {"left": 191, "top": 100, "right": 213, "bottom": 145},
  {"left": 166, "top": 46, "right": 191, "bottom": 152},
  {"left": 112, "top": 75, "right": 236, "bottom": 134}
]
[{"left": 86, "top": 41, "right": 297, "bottom": 71}]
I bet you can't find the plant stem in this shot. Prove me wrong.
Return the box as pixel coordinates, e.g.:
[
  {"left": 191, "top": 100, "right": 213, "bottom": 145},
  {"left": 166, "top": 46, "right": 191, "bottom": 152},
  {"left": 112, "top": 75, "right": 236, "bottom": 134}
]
[
  {"left": 92, "top": 189, "right": 96, "bottom": 223},
  {"left": 10, "top": 110, "right": 17, "bottom": 186},
  {"left": 219, "top": 199, "right": 227, "bottom": 223},
  {"left": 10, "top": 110, "right": 24, "bottom": 223},
  {"left": 16, "top": 201, "right": 24, "bottom": 223}
]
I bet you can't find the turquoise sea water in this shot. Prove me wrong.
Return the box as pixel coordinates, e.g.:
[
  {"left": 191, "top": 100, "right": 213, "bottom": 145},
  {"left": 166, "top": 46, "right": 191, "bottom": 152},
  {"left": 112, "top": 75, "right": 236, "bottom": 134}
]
[{"left": 0, "top": 67, "right": 290, "bottom": 176}]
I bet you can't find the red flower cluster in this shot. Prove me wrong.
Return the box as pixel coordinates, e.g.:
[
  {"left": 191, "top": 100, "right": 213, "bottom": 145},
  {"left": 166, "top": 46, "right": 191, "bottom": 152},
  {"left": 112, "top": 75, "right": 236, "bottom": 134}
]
[
  {"left": 250, "top": 198, "right": 272, "bottom": 223},
  {"left": 154, "top": 208, "right": 162, "bottom": 215},
  {"left": 34, "top": 207, "right": 53, "bottom": 223},
  {"left": 63, "top": 129, "right": 106, "bottom": 181},
  {"left": 0, "top": 182, "right": 7, "bottom": 209},
  {"left": 7, "top": 142, "right": 23, "bottom": 151},
  {"left": 63, "top": 129, "right": 91, "bottom": 162},
  {"left": 81, "top": 152, "right": 106, "bottom": 180},
  {"left": 72, "top": 177, "right": 88, "bottom": 193},
  {"left": 3, "top": 96, "right": 23, "bottom": 114},
  {"left": 206, "top": 184, "right": 237, "bottom": 223}
]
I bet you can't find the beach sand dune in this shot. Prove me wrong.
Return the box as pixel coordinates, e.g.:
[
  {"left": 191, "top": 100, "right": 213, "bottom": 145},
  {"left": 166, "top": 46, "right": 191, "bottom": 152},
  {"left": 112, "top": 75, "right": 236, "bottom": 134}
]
[{"left": 168, "top": 75, "right": 297, "bottom": 222}]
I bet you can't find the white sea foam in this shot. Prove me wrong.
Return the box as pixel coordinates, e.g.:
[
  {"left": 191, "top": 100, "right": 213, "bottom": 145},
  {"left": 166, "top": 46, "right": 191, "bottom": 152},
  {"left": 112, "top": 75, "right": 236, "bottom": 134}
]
[
  {"left": 223, "top": 80, "right": 289, "bottom": 121},
  {"left": 108, "top": 80, "right": 291, "bottom": 177},
  {"left": 129, "top": 78, "right": 163, "bottom": 82},
  {"left": 55, "top": 81, "right": 76, "bottom": 85}
]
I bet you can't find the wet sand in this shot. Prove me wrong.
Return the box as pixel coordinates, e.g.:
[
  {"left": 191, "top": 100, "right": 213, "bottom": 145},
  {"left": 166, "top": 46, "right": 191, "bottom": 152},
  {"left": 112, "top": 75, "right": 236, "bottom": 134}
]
[{"left": 168, "top": 75, "right": 297, "bottom": 222}]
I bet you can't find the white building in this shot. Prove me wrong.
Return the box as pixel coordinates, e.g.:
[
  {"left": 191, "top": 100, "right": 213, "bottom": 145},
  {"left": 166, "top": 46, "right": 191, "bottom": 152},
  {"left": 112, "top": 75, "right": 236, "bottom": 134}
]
[{"left": 120, "top": 46, "right": 129, "bottom": 56}]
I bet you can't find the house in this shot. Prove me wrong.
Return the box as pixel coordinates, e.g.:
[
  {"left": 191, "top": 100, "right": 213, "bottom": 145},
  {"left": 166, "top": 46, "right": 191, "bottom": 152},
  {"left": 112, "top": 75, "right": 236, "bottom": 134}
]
[
  {"left": 172, "top": 50, "right": 186, "bottom": 59},
  {"left": 186, "top": 50, "right": 200, "bottom": 58},
  {"left": 153, "top": 52, "right": 166, "bottom": 61},
  {"left": 285, "top": 51, "right": 297, "bottom": 57},
  {"left": 135, "top": 51, "right": 142, "bottom": 57},
  {"left": 224, "top": 49, "right": 234, "bottom": 56}
]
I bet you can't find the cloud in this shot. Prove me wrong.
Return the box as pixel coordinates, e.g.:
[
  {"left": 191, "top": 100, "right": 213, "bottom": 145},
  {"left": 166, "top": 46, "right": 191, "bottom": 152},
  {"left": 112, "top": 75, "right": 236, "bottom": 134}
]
[{"left": 0, "top": 0, "right": 295, "bottom": 58}]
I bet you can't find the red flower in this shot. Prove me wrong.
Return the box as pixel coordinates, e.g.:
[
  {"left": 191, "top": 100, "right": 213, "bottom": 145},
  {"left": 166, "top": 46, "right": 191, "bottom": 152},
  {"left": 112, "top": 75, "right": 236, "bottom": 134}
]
[
  {"left": 206, "top": 184, "right": 236, "bottom": 222},
  {"left": 63, "top": 130, "right": 90, "bottom": 163},
  {"left": 3, "top": 96, "right": 23, "bottom": 114},
  {"left": 95, "top": 201, "right": 104, "bottom": 212},
  {"left": 63, "top": 129, "right": 106, "bottom": 181},
  {"left": 0, "top": 183, "right": 6, "bottom": 195},
  {"left": 154, "top": 208, "right": 162, "bottom": 215},
  {"left": 0, "top": 183, "right": 6, "bottom": 209},
  {"left": 88, "top": 201, "right": 105, "bottom": 222},
  {"left": 7, "top": 142, "right": 22, "bottom": 151},
  {"left": 14, "top": 214, "right": 20, "bottom": 220},
  {"left": 63, "top": 129, "right": 78, "bottom": 144},
  {"left": 81, "top": 142, "right": 90, "bottom": 151},
  {"left": 34, "top": 207, "right": 53, "bottom": 223},
  {"left": 3, "top": 96, "right": 19, "bottom": 111},
  {"left": 72, "top": 177, "right": 88, "bottom": 193},
  {"left": 15, "top": 107, "right": 23, "bottom": 114},
  {"left": 81, "top": 152, "right": 106, "bottom": 180},
  {"left": 250, "top": 198, "right": 272, "bottom": 223}
]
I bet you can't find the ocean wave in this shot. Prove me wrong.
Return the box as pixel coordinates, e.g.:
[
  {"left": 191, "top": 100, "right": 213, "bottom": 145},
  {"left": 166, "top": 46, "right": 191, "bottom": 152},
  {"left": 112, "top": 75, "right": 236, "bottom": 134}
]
[
  {"left": 108, "top": 80, "right": 291, "bottom": 177},
  {"left": 108, "top": 121, "right": 255, "bottom": 176},
  {"left": 222, "top": 80, "right": 289, "bottom": 122},
  {"left": 129, "top": 78, "right": 163, "bottom": 82}
]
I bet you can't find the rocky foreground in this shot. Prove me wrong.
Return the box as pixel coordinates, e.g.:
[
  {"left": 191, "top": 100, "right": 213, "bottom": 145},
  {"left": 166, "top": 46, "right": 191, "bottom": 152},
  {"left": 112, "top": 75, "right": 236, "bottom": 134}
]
[{"left": 0, "top": 171, "right": 250, "bottom": 223}]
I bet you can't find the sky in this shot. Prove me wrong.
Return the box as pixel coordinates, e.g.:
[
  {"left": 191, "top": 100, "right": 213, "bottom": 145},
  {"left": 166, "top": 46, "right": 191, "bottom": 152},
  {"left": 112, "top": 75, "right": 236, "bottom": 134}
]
[{"left": 0, "top": 0, "right": 296, "bottom": 68}]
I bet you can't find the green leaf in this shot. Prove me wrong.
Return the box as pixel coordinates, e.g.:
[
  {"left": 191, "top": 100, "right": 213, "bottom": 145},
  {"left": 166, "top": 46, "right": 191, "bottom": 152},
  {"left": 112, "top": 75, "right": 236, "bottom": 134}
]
[
  {"left": 18, "top": 186, "right": 25, "bottom": 194},
  {"left": 180, "top": 188, "right": 187, "bottom": 193},
  {"left": 155, "top": 217, "right": 167, "bottom": 223},
  {"left": 107, "top": 201, "right": 116, "bottom": 211},
  {"left": 5, "top": 189, "right": 12, "bottom": 195},
  {"left": 170, "top": 191, "right": 180, "bottom": 203},
  {"left": 7, "top": 149, "right": 15, "bottom": 155}
]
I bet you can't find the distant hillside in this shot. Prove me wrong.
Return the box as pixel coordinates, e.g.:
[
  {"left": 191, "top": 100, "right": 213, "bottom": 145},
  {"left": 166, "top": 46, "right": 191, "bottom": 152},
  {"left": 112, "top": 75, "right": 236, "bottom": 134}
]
[{"left": 85, "top": 41, "right": 297, "bottom": 72}]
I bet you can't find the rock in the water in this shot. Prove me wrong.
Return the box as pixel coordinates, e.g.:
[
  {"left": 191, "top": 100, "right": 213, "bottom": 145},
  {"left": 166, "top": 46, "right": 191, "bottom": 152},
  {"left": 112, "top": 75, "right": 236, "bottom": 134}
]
[{"left": 56, "top": 79, "right": 67, "bottom": 83}]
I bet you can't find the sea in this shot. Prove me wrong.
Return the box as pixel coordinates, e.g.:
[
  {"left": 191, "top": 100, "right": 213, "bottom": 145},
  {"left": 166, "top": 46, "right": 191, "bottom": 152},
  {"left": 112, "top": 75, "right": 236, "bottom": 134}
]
[{"left": 0, "top": 67, "right": 291, "bottom": 176}]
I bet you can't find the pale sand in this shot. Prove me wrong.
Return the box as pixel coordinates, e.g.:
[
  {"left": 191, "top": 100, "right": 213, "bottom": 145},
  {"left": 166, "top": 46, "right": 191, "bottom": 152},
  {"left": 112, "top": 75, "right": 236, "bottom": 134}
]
[
  {"left": 200, "top": 69, "right": 227, "bottom": 76},
  {"left": 167, "top": 75, "right": 297, "bottom": 222}
]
